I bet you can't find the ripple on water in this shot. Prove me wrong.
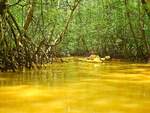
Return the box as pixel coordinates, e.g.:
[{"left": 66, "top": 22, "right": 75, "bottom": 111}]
[{"left": 0, "top": 61, "right": 150, "bottom": 113}]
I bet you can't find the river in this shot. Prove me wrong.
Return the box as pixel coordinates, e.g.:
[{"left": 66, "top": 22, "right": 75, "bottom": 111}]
[{"left": 0, "top": 60, "right": 150, "bottom": 113}]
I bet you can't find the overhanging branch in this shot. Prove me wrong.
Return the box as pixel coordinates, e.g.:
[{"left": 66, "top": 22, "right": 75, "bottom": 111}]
[{"left": 9, "top": 0, "right": 22, "bottom": 7}]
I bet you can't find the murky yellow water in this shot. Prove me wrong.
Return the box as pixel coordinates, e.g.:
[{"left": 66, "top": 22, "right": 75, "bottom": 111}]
[{"left": 0, "top": 60, "right": 150, "bottom": 113}]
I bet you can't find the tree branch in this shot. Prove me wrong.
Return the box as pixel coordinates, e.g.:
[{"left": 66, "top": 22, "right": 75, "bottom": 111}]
[
  {"left": 54, "top": 0, "right": 81, "bottom": 46},
  {"left": 9, "top": 0, "right": 22, "bottom": 7}
]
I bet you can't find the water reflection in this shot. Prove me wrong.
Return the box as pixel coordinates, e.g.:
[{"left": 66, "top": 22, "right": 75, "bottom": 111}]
[{"left": 0, "top": 61, "right": 150, "bottom": 113}]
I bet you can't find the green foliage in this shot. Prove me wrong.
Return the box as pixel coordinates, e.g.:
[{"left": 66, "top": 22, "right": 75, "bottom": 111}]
[{"left": 11, "top": 0, "right": 150, "bottom": 61}]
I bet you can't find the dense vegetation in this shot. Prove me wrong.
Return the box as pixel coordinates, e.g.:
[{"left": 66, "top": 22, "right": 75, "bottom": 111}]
[{"left": 0, "top": 0, "right": 150, "bottom": 71}]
